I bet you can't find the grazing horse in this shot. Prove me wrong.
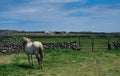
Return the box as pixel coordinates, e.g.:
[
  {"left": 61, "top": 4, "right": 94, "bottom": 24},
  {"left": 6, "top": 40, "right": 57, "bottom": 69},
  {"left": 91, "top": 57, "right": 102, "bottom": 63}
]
[{"left": 22, "top": 37, "right": 44, "bottom": 69}]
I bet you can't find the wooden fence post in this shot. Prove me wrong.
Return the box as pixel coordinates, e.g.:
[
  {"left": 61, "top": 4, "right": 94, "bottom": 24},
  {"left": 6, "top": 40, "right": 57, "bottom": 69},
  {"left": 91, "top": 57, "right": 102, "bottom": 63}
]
[
  {"left": 78, "top": 37, "right": 80, "bottom": 47},
  {"left": 108, "top": 38, "right": 111, "bottom": 50},
  {"left": 92, "top": 38, "right": 94, "bottom": 51}
]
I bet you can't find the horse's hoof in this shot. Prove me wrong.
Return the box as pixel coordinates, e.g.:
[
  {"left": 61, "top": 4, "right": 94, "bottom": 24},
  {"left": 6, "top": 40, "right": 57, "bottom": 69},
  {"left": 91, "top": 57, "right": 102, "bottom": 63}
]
[
  {"left": 37, "top": 67, "right": 40, "bottom": 70},
  {"left": 37, "top": 67, "right": 43, "bottom": 70},
  {"left": 41, "top": 66, "right": 43, "bottom": 70},
  {"left": 31, "top": 66, "right": 34, "bottom": 69}
]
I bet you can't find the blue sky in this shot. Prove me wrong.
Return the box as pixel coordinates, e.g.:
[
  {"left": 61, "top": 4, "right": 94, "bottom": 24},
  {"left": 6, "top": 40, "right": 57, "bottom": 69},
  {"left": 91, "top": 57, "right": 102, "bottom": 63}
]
[{"left": 0, "top": 0, "right": 120, "bottom": 32}]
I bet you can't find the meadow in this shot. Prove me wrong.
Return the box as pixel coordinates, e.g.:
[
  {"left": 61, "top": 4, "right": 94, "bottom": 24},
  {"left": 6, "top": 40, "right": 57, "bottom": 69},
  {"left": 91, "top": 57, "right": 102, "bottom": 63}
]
[
  {"left": 0, "top": 49, "right": 120, "bottom": 76},
  {"left": 0, "top": 37, "right": 120, "bottom": 76}
]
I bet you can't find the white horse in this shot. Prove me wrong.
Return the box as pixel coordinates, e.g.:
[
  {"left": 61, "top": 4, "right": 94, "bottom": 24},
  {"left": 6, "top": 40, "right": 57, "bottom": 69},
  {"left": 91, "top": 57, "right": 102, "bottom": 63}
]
[{"left": 22, "top": 37, "right": 44, "bottom": 69}]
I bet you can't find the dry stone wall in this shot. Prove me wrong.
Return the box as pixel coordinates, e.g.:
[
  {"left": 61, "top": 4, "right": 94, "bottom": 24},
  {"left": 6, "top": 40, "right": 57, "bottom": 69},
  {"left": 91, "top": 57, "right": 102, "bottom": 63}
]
[
  {"left": 108, "top": 41, "right": 120, "bottom": 50},
  {"left": 43, "top": 41, "right": 80, "bottom": 50},
  {"left": 0, "top": 37, "right": 24, "bottom": 53},
  {"left": 0, "top": 37, "right": 80, "bottom": 53}
]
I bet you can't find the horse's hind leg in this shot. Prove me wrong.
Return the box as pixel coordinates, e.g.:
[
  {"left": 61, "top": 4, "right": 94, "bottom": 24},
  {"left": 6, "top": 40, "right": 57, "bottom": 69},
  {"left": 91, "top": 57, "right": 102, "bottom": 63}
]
[
  {"left": 35, "top": 55, "right": 41, "bottom": 69},
  {"left": 40, "top": 53, "right": 43, "bottom": 69}
]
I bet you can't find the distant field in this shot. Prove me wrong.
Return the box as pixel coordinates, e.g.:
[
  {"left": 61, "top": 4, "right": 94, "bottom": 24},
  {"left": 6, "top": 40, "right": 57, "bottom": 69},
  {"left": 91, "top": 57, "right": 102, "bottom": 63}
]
[
  {"left": 0, "top": 49, "right": 120, "bottom": 76},
  {"left": 32, "top": 37, "right": 120, "bottom": 43}
]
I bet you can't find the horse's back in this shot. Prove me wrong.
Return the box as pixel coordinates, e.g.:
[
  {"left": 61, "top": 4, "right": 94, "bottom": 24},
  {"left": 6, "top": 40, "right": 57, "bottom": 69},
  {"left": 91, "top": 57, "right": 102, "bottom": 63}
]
[
  {"left": 33, "top": 41, "right": 44, "bottom": 51},
  {"left": 32, "top": 41, "right": 44, "bottom": 55},
  {"left": 33, "top": 41, "right": 43, "bottom": 47}
]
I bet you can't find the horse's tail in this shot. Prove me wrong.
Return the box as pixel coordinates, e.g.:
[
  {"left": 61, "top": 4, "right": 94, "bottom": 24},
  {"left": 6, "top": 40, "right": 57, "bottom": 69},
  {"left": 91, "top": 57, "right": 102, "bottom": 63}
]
[{"left": 39, "top": 43, "right": 44, "bottom": 60}]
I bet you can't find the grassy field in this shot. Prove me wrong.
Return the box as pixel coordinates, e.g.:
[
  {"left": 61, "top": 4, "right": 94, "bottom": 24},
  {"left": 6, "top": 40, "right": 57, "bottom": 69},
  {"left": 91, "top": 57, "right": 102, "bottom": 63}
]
[{"left": 0, "top": 49, "right": 120, "bottom": 76}]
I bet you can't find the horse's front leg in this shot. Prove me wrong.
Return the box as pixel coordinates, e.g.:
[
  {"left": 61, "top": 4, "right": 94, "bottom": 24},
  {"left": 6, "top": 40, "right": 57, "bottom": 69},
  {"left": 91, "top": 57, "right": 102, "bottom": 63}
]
[
  {"left": 31, "top": 55, "right": 34, "bottom": 67},
  {"left": 40, "top": 55, "right": 43, "bottom": 69}
]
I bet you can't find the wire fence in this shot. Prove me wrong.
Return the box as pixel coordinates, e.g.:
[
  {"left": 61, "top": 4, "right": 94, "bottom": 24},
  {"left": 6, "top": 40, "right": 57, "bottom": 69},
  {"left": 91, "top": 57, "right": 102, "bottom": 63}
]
[{"left": 79, "top": 38, "right": 120, "bottom": 50}]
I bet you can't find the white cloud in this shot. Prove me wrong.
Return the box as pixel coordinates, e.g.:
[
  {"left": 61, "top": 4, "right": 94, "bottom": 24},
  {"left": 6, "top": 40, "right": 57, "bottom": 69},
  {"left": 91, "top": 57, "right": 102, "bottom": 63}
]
[
  {"left": 34, "top": 0, "right": 84, "bottom": 3},
  {"left": 0, "top": 20, "right": 17, "bottom": 24}
]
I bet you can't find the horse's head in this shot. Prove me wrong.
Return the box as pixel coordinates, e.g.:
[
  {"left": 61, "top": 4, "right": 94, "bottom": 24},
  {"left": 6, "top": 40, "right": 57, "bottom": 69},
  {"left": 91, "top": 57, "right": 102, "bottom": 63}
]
[{"left": 22, "top": 37, "right": 31, "bottom": 46}]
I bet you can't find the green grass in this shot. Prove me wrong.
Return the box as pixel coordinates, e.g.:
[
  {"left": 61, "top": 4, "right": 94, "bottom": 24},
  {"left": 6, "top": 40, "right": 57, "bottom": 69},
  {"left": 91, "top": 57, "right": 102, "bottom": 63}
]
[
  {"left": 0, "top": 49, "right": 120, "bottom": 76},
  {"left": 32, "top": 37, "right": 79, "bottom": 42}
]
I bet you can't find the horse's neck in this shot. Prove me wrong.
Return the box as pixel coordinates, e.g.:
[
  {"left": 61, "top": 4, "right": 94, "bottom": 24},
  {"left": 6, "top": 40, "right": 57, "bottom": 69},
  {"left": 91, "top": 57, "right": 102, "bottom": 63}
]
[
  {"left": 27, "top": 41, "right": 32, "bottom": 44},
  {"left": 26, "top": 38, "right": 32, "bottom": 43},
  {"left": 25, "top": 41, "right": 33, "bottom": 47}
]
